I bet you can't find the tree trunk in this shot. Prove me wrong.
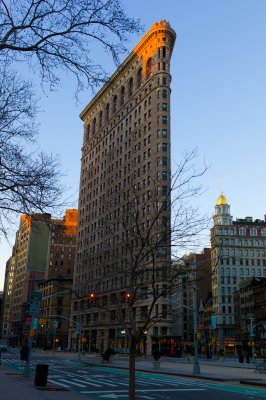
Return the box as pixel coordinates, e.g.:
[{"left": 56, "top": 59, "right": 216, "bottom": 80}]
[{"left": 128, "top": 337, "right": 136, "bottom": 400}]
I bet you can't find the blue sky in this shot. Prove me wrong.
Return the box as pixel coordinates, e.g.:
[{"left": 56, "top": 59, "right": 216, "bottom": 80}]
[{"left": 1, "top": 0, "right": 266, "bottom": 290}]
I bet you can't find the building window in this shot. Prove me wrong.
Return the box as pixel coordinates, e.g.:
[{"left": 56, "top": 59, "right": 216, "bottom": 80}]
[
  {"left": 162, "top": 143, "right": 167, "bottom": 152},
  {"left": 129, "top": 77, "right": 133, "bottom": 96},
  {"left": 250, "top": 228, "right": 257, "bottom": 236},
  {"left": 162, "top": 304, "right": 167, "bottom": 318},
  {"left": 162, "top": 129, "right": 167, "bottom": 138},
  {"left": 162, "top": 171, "right": 167, "bottom": 180},
  {"left": 239, "top": 228, "right": 246, "bottom": 236},
  {"left": 162, "top": 103, "right": 167, "bottom": 111},
  {"left": 106, "top": 103, "right": 110, "bottom": 120},
  {"left": 162, "top": 186, "right": 167, "bottom": 195},
  {"left": 141, "top": 306, "right": 148, "bottom": 319},
  {"left": 137, "top": 67, "right": 142, "bottom": 87},
  {"left": 146, "top": 58, "right": 152, "bottom": 79}
]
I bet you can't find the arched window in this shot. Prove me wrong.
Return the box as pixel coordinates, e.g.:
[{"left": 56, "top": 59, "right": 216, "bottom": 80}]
[
  {"left": 92, "top": 118, "right": 96, "bottom": 136},
  {"left": 99, "top": 111, "right": 103, "bottom": 127},
  {"left": 128, "top": 77, "right": 133, "bottom": 97},
  {"left": 137, "top": 67, "right": 142, "bottom": 88},
  {"left": 162, "top": 89, "right": 167, "bottom": 99},
  {"left": 106, "top": 103, "right": 110, "bottom": 121},
  {"left": 85, "top": 125, "right": 90, "bottom": 142},
  {"left": 146, "top": 58, "right": 152, "bottom": 79},
  {"left": 121, "top": 86, "right": 125, "bottom": 105},
  {"left": 113, "top": 95, "right": 117, "bottom": 114}
]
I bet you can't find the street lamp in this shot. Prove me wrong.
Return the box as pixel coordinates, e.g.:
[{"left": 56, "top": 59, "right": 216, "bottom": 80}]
[
  {"left": 248, "top": 316, "right": 255, "bottom": 360},
  {"left": 155, "top": 324, "right": 161, "bottom": 351},
  {"left": 192, "top": 260, "right": 200, "bottom": 374}
]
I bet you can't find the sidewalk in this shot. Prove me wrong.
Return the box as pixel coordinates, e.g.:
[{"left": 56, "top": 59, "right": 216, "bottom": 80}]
[
  {"left": 0, "top": 366, "right": 84, "bottom": 400},
  {"left": 80, "top": 353, "right": 266, "bottom": 385}
]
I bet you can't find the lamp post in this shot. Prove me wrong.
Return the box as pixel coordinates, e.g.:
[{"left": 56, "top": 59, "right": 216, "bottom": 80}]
[
  {"left": 155, "top": 324, "right": 161, "bottom": 351},
  {"left": 192, "top": 260, "right": 200, "bottom": 375},
  {"left": 48, "top": 314, "right": 81, "bottom": 361},
  {"left": 248, "top": 316, "right": 255, "bottom": 360}
]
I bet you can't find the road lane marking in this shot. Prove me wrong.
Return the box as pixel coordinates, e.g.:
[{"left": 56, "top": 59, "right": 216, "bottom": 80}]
[
  {"left": 58, "top": 378, "right": 87, "bottom": 387},
  {"left": 48, "top": 379, "right": 71, "bottom": 388},
  {"left": 76, "top": 378, "right": 102, "bottom": 387}
]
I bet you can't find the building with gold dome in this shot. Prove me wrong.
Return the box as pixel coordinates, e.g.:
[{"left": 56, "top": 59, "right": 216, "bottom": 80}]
[
  {"left": 216, "top": 193, "right": 228, "bottom": 206},
  {"left": 211, "top": 194, "right": 266, "bottom": 353}
]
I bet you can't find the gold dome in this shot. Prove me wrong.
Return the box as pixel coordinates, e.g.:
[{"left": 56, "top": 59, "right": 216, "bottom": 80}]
[{"left": 216, "top": 193, "right": 228, "bottom": 206}]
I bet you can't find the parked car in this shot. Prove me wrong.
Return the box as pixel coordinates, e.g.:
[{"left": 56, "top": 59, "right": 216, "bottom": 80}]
[{"left": 0, "top": 339, "right": 8, "bottom": 351}]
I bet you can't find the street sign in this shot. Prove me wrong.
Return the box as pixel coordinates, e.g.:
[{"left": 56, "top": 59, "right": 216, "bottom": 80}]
[
  {"left": 30, "top": 291, "right": 42, "bottom": 302},
  {"left": 31, "top": 318, "right": 38, "bottom": 329},
  {"left": 29, "top": 303, "right": 40, "bottom": 316},
  {"left": 211, "top": 315, "right": 217, "bottom": 329}
]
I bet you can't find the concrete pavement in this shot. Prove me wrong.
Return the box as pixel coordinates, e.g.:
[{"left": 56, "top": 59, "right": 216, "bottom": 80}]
[
  {"left": 80, "top": 352, "right": 266, "bottom": 383},
  {"left": 0, "top": 350, "right": 265, "bottom": 399}
]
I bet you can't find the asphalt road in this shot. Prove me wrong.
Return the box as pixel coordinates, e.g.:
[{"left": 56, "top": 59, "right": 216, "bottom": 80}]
[{"left": 1, "top": 353, "right": 266, "bottom": 400}]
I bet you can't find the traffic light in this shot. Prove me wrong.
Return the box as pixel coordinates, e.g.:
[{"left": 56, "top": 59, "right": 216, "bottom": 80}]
[
  {"left": 39, "top": 318, "right": 45, "bottom": 328},
  {"left": 89, "top": 292, "right": 95, "bottom": 303},
  {"left": 125, "top": 292, "right": 131, "bottom": 302}
]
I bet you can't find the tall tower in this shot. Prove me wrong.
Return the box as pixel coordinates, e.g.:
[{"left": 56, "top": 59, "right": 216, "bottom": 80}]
[
  {"left": 213, "top": 193, "right": 232, "bottom": 226},
  {"left": 71, "top": 21, "right": 176, "bottom": 354}
]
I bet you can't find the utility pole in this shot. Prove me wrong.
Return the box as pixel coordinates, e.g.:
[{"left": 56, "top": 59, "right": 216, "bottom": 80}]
[
  {"left": 77, "top": 324, "right": 81, "bottom": 362},
  {"left": 192, "top": 259, "right": 201, "bottom": 375}
]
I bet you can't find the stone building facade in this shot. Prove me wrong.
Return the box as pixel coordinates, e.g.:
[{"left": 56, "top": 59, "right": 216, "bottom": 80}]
[
  {"left": 211, "top": 194, "right": 266, "bottom": 352},
  {"left": 1, "top": 210, "right": 77, "bottom": 345},
  {"left": 70, "top": 21, "right": 176, "bottom": 355}
]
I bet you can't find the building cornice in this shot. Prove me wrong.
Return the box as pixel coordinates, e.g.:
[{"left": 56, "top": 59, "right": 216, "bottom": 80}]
[{"left": 80, "top": 21, "right": 176, "bottom": 121}]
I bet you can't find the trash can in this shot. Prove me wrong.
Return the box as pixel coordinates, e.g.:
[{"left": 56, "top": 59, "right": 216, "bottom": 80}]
[{"left": 35, "top": 364, "right": 48, "bottom": 386}]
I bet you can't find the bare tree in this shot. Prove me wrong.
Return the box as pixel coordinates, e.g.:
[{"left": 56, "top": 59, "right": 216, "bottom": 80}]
[
  {"left": 0, "top": 66, "right": 64, "bottom": 237},
  {"left": 0, "top": 0, "right": 141, "bottom": 237},
  {"left": 0, "top": 0, "right": 142, "bottom": 92},
  {"left": 71, "top": 150, "right": 209, "bottom": 400}
]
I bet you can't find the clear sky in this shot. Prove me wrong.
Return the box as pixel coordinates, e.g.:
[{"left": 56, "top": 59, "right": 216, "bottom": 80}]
[{"left": 1, "top": 0, "right": 266, "bottom": 290}]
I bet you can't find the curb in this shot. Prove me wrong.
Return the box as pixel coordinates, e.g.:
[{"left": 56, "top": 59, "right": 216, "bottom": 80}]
[
  {"left": 81, "top": 360, "right": 258, "bottom": 383},
  {"left": 240, "top": 380, "right": 266, "bottom": 388}
]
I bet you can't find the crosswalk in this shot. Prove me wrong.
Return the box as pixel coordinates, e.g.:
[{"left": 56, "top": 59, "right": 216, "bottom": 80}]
[
  {"left": 2, "top": 357, "right": 266, "bottom": 399},
  {"left": 46, "top": 371, "right": 212, "bottom": 391}
]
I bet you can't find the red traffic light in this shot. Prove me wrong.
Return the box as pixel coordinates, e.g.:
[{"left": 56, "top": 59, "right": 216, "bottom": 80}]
[
  {"left": 125, "top": 292, "right": 131, "bottom": 302},
  {"left": 89, "top": 292, "right": 95, "bottom": 300}
]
